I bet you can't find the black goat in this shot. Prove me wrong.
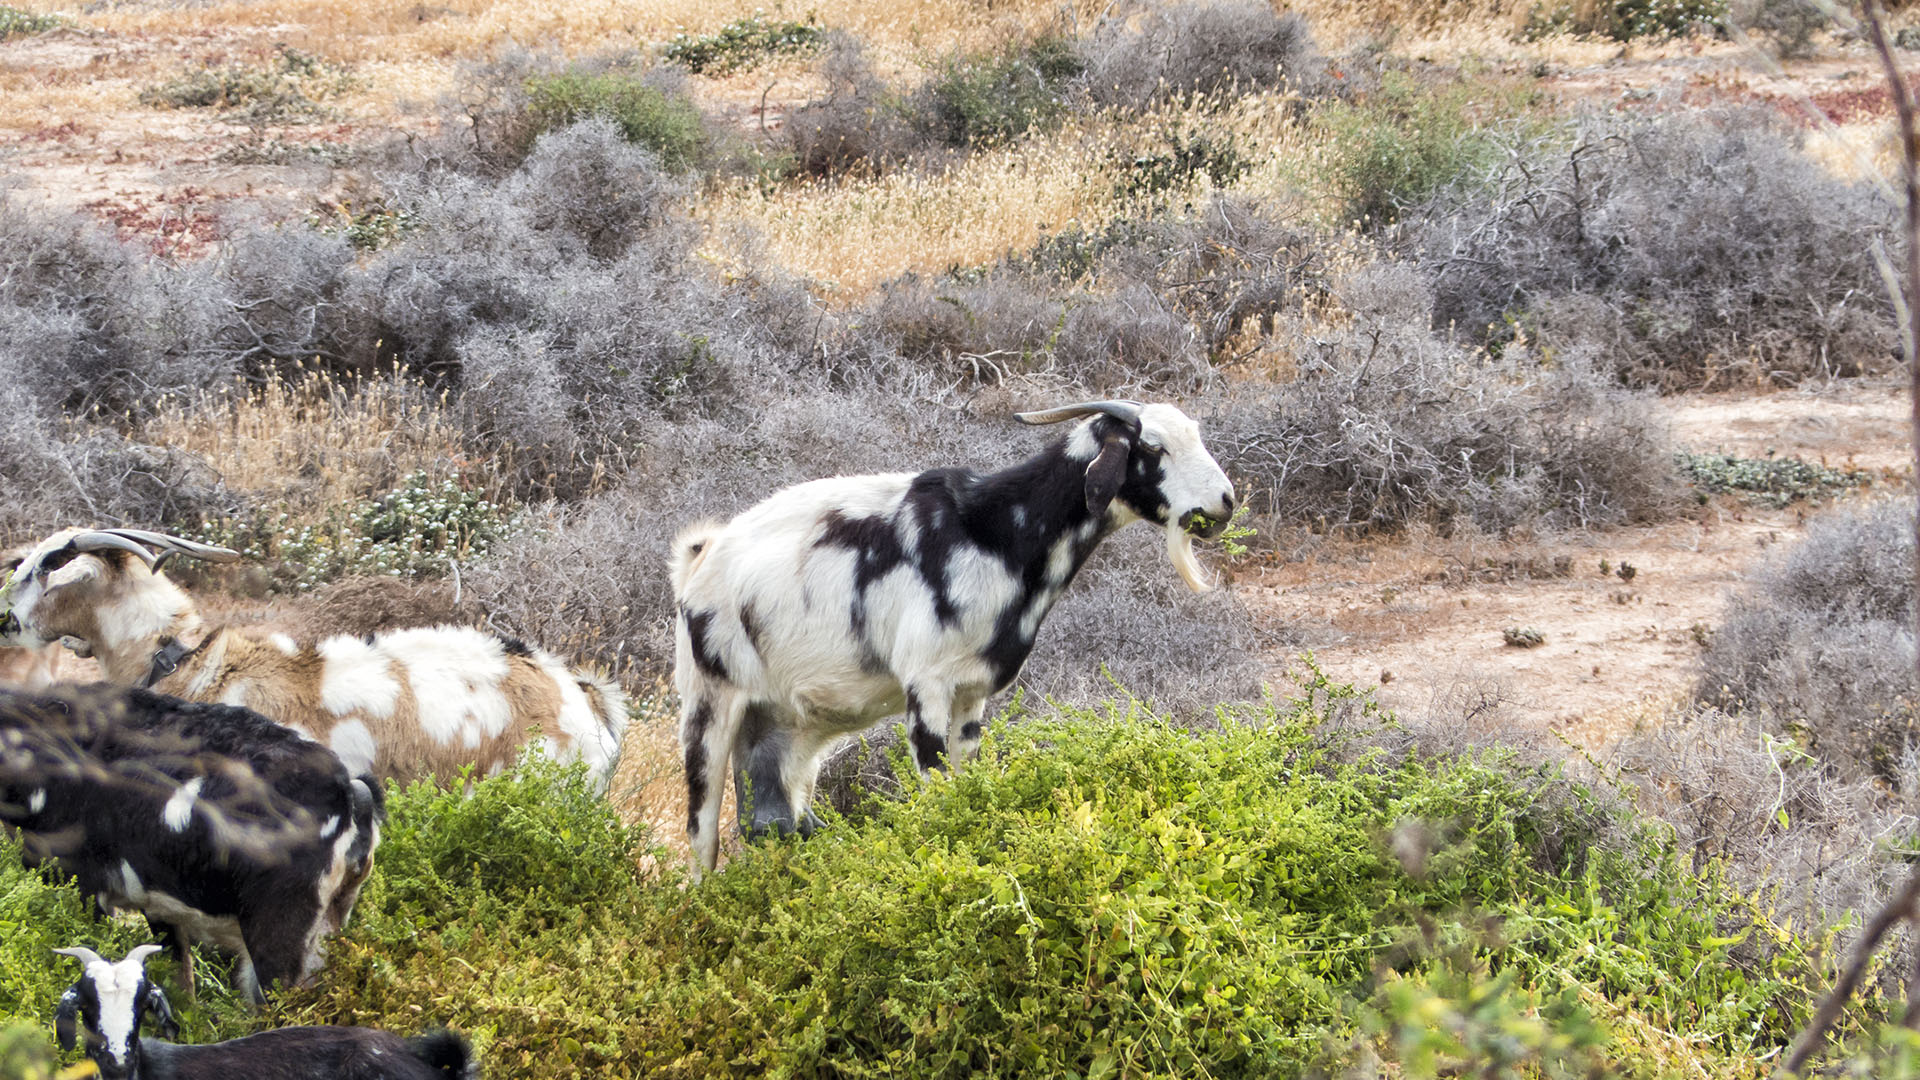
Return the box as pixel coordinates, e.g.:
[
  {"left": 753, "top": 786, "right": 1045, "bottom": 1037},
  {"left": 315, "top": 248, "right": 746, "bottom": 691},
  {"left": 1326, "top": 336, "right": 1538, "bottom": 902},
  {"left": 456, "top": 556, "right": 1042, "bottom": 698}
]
[
  {"left": 1, "top": 685, "right": 382, "bottom": 1002},
  {"left": 54, "top": 944, "right": 474, "bottom": 1080}
]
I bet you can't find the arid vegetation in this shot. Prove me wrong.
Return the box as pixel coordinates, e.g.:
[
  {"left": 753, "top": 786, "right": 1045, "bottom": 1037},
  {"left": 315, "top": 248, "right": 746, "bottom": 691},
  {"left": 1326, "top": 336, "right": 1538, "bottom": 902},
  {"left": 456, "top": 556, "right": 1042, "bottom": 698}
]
[{"left": 3, "top": 0, "right": 1920, "bottom": 1074}]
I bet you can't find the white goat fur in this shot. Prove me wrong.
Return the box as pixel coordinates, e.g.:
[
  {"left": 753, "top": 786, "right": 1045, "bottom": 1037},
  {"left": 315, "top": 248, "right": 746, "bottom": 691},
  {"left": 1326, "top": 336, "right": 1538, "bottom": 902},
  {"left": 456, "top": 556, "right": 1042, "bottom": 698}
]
[
  {"left": 671, "top": 402, "right": 1235, "bottom": 875},
  {"left": 0, "top": 529, "right": 626, "bottom": 785}
]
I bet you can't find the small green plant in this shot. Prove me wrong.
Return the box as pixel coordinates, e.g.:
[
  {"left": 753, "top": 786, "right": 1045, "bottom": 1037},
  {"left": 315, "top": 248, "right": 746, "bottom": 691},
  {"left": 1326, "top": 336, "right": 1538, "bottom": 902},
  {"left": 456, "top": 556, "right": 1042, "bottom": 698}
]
[
  {"left": 1316, "top": 73, "right": 1518, "bottom": 228},
  {"left": 1679, "top": 450, "right": 1871, "bottom": 507},
  {"left": 918, "top": 36, "right": 1084, "bottom": 148},
  {"left": 138, "top": 45, "right": 356, "bottom": 122},
  {"left": 1503, "top": 625, "right": 1547, "bottom": 648},
  {"left": 310, "top": 202, "right": 418, "bottom": 251},
  {"left": 661, "top": 14, "right": 824, "bottom": 74},
  {"left": 0, "top": 5, "right": 64, "bottom": 40},
  {"left": 1525, "top": 0, "right": 1728, "bottom": 40},
  {"left": 523, "top": 69, "right": 707, "bottom": 171},
  {"left": 199, "top": 472, "right": 511, "bottom": 592},
  {"left": 1116, "top": 129, "right": 1252, "bottom": 200},
  {"left": 1191, "top": 504, "right": 1258, "bottom": 556}
]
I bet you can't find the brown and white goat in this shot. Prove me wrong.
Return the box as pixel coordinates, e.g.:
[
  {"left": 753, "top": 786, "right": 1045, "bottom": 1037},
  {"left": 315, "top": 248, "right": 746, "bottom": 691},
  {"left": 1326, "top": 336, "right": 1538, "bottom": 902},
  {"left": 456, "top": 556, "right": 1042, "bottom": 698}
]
[{"left": 0, "top": 528, "right": 627, "bottom": 787}]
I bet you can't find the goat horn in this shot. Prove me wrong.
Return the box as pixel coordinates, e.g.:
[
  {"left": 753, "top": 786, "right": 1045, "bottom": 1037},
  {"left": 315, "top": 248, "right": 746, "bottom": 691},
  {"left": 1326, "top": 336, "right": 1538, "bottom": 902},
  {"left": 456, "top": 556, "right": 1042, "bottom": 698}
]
[
  {"left": 52, "top": 947, "right": 105, "bottom": 967},
  {"left": 69, "top": 532, "right": 159, "bottom": 567},
  {"left": 1014, "top": 400, "right": 1144, "bottom": 426},
  {"left": 121, "top": 944, "right": 165, "bottom": 968},
  {"left": 102, "top": 530, "right": 241, "bottom": 564}
]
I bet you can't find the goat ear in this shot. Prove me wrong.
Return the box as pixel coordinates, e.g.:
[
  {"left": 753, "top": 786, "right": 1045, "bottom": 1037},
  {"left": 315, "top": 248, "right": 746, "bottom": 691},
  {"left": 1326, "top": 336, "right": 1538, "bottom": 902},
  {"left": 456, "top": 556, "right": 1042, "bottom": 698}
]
[
  {"left": 1083, "top": 434, "right": 1131, "bottom": 518},
  {"left": 55, "top": 987, "right": 80, "bottom": 1051},
  {"left": 44, "top": 553, "right": 102, "bottom": 592},
  {"left": 146, "top": 985, "right": 178, "bottom": 1040}
]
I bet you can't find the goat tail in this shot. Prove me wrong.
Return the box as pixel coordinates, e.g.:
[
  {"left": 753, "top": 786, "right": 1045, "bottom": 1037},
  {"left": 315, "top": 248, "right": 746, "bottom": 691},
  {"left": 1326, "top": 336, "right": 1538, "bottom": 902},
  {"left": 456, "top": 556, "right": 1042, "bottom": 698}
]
[
  {"left": 405, "top": 1029, "right": 476, "bottom": 1079},
  {"left": 670, "top": 520, "right": 723, "bottom": 597}
]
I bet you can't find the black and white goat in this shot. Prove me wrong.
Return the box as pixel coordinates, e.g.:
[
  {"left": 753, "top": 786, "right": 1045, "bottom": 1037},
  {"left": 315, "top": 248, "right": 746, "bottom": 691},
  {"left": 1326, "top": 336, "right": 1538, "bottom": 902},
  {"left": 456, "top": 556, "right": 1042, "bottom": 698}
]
[
  {"left": 670, "top": 400, "right": 1235, "bottom": 875},
  {"left": 53, "top": 944, "right": 475, "bottom": 1080},
  {"left": 2, "top": 685, "right": 382, "bottom": 1003}
]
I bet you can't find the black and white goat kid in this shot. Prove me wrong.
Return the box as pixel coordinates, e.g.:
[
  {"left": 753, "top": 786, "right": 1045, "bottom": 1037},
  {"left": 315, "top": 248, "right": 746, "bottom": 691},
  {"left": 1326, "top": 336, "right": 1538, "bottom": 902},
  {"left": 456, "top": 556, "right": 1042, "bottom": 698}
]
[
  {"left": 2, "top": 685, "right": 382, "bottom": 1003},
  {"left": 53, "top": 945, "right": 474, "bottom": 1080},
  {"left": 670, "top": 400, "right": 1235, "bottom": 875}
]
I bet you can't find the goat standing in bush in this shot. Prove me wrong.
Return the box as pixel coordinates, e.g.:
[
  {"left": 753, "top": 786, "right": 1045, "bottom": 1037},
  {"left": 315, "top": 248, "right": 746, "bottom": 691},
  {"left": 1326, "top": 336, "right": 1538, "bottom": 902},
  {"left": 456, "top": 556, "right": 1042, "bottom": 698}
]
[
  {"left": 0, "top": 528, "right": 627, "bottom": 787},
  {"left": 671, "top": 400, "right": 1235, "bottom": 875},
  {"left": 3, "top": 685, "right": 381, "bottom": 1003},
  {"left": 53, "top": 944, "right": 476, "bottom": 1079}
]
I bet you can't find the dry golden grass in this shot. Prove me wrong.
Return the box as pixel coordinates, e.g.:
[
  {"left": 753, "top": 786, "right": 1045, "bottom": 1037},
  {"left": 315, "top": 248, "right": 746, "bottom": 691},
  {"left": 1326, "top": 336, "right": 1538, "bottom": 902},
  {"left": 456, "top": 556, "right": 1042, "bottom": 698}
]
[
  {"left": 140, "top": 368, "right": 486, "bottom": 515},
  {"left": 700, "top": 117, "right": 1132, "bottom": 294}
]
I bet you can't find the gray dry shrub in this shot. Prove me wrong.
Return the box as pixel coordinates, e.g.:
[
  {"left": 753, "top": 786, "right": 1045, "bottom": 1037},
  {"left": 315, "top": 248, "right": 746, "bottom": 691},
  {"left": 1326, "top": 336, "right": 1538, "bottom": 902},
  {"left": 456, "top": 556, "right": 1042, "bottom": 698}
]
[
  {"left": 0, "top": 203, "right": 231, "bottom": 413},
  {"left": 787, "top": 33, "right": 922, "bottom": 178},
  {"left": 1207, "top": 263, "right": 1678, "bottom": 535},
  {"left": 1077, "top": 0, "right": 1326, "bottom": 111},
  {"left": 1413, "top": 110, "right": 1897, "bottom": 389},
  {"left": 1612, "top": 706, "right": 1918, "bottom": 991},
  {"left": 1698, "top": 499, "right": 1918, "bottom": 785}
]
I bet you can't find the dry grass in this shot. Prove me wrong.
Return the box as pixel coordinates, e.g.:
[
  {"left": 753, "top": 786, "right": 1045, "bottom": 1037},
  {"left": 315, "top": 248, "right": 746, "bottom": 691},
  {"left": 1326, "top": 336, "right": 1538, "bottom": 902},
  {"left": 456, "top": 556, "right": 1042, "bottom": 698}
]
[
  {"left": 139, "top": 367, "right": 486, "bottom": 517},
  {"left": 701, "top": 115, "right": 1131, "bottom": 293}
]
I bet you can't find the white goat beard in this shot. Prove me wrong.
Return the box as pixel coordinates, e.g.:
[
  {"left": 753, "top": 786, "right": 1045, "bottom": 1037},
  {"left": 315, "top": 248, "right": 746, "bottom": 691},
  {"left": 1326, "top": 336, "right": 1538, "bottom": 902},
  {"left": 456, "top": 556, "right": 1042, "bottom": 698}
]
[{"left": 1166, "top": 521, "right": 1214, "bottom": 594}]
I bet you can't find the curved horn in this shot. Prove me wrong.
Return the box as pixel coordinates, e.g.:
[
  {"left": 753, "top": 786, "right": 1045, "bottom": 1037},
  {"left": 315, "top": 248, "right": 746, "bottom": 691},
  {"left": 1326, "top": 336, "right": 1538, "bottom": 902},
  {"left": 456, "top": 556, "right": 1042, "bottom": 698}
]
[
  {"left": 121, "top": 944, "right": 165, "bottom": 968},
  {"left": 69, "top": 531, "right": 158, "bottom": 568},
  {"left": 101, "top": 530, "right": 240, "bottom": 565},
  {"left": 1014, "top": 400, "right": 1144, "bottom": 426},
  {"left": 52, "top": 946, "right": 106, "bottom": 967}
]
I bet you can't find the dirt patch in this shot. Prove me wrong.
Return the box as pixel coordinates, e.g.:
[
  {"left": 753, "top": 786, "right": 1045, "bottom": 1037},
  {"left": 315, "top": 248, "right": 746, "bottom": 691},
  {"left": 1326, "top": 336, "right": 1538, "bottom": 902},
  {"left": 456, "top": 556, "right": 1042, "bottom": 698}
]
[{"left": 1238, "top": 381, "right": 1914, "bottom": 752}]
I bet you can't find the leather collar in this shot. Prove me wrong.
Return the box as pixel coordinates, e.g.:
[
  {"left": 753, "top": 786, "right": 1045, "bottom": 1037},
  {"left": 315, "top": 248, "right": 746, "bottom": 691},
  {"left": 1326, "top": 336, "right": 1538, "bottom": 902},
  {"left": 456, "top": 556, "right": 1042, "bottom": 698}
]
[{"left": 141, "top": 635, "right": 203, "bottom": 690}]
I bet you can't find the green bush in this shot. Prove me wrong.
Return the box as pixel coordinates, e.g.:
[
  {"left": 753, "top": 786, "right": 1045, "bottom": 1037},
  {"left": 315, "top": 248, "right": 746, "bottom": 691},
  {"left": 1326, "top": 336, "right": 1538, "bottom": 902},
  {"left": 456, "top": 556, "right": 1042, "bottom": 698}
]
[
  {"left": 201, "top": 471, "right": 511, "bottom": 592},
  {"left": 1315, "top": 74, "right": 1517, "bottom": 228},
  {"left": 1525, "top": 0, "right": 1727, "bottom": 40},
  {"left": 137, "top": 46, "right": 356, "bottom": 123},
  {"left": 1679, "top": 451, "right": 1872, "bottom": 507},
  {"left": 4, "top": 697, "right": 1899, "bottom": 1077},
  {"left": 0, "top": 5, "right": 63, "bottom": 40},
  {"left": 917, "top": 37, "right": 1084, "bottom": 149},
  {"left": 524, "top": 69, "right": 708, "bottom": 171},
  {"left": 663, "top": 15, "right": 824, "bottom": 74}
]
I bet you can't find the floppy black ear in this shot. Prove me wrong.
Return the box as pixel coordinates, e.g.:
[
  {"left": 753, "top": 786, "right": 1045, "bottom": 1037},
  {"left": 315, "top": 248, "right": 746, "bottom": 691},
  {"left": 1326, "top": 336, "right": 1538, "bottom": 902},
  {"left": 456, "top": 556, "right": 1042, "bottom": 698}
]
[
  {"left": 1083, "top": 432, "right": 1132, "bottom": 517},
  {"left": 54, "top": 987, "right": 81, "bottom": 1051},
  {"left": 146, "top": 985, "right": 178, "bottom": 1041}
]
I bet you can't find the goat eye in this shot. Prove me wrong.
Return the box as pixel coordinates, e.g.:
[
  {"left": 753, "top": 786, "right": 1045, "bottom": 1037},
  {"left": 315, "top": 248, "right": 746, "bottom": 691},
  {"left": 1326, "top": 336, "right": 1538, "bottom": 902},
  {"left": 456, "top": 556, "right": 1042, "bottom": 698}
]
[{"left": 38, "top": 550, "right": 76, "bottom": 576}]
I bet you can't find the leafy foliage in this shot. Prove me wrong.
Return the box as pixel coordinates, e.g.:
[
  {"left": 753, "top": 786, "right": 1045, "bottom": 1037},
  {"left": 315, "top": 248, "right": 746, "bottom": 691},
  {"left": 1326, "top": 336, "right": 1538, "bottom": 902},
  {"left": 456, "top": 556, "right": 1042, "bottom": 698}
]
[
  {"left": 1525, "top": 0, "right": 1727, "bottom": 40},
  {"left": 523, "top": 68, "right": 709, "bottom": 172},
  {"left": 138, "top": 46, "right": 356, "bottom": 123},
  {"left": 915, "top": 36, "right": 1084, "bottom": 149},
  {"left": 1316, "top": 73, "right": 1517, "bottom": 227},
  {"left": 200, "top": 471, "right": 511, "bottom": 592},
  {"left": 1679, "top": 451, "right": 1872, "bottom": 507},
  {"left": 662, "top": 15, "right": 824, "bottom": 74},
  {"left": 0, "top": 5, "right": 63, "bottom": 40}
]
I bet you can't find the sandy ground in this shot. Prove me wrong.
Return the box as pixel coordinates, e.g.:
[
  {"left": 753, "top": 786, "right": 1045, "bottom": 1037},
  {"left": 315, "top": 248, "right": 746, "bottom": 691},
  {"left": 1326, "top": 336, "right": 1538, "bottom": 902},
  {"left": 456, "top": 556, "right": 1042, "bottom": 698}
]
[{"left": 1239, "top": 380, "right": 1913, "bottom": 752}]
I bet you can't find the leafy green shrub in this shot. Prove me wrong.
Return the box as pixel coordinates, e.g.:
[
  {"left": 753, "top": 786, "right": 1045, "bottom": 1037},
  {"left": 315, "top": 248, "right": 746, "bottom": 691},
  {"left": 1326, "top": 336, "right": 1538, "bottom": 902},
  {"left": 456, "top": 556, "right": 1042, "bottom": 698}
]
[
  {"left": 0, "top": 5, "right": 64, "bottom": 40},
  {"left": 915, "top": 36, "right": 1083, "bottom": 149},
  {"left": 202, "top": 471, "right": 510, "bottom": 592},
  {"left": 251, "top": 696, "right": 1879, "bottom": 1077},
  {"left": 138, "top": 46, "right": 356, "bottom": 123},
  {"left": 1525, "top": 0, "right": 1727, "bottom": 40},
  {"left": 0, "top": 838, "right": 156, "bottom": 1035},
  {"left": 1316, "top": 73, "right": 1513, "bottom": 227},
  {"left": 662, "top": 15, "right": 824, "bottom": 74},
  {"left": 523, "top": 68, "right": 707, "bottom": 171},
  {"left": 1116, "top": 129, "right": 1252, "bottom": 200},
  {"left": 1679, "top": 451, "right": 1872, "bottom": 507}
]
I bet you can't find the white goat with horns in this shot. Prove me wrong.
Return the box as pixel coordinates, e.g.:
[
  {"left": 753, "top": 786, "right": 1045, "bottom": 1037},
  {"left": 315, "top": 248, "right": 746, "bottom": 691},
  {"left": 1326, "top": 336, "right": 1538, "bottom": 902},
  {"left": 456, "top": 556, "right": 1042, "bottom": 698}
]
[
  {"left": 670, "top": 400, "right": 1236, "bottom": 876},
  {"left": 0, "top": 528, "right": 627, "bottom": 786}
]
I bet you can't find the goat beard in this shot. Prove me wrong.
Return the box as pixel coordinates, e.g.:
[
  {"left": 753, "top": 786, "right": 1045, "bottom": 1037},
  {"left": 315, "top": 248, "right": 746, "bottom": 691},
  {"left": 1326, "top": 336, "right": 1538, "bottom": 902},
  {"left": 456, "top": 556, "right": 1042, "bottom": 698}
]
[{"left": 1166, "top": 520, "right": 1214, "bottom": 594}]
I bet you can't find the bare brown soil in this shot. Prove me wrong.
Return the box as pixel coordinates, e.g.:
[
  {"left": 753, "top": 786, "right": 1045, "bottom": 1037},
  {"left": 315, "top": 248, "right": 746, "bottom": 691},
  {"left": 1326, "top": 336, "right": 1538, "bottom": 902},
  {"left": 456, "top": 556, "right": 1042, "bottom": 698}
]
[{"left": 1240, "top": 380, "right": 1913, "bottom": 751}]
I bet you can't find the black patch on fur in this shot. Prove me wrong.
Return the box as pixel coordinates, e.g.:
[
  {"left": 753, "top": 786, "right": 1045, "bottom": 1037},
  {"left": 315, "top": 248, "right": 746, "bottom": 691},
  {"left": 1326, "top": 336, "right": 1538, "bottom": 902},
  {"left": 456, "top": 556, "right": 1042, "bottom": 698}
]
[
  {"left": 363, "top": 632, "right": 378, "bottom": 647},
  {"left": 683, "top": 698, "right": 713, "bottom": 833},
  {"left": 961, "top": 721, "right": 982, "bottom": 740},
  {"left": 739, "top": 603, "right": 766, "bottom": 660},
  {"left": 734, "top": 703, "right": 800, "bottom": 838},
  {"left": 499, "top": 636, "right": 533, "bottom": 657},
  {"left": 815, "top": 510, "right": 908, "bottom": 643},
  {"left": 905, "top": 690, "right": 946, "bottom": 772},
  {"left": 681, "top": 606, "right": 729, "bottom": 682}
]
